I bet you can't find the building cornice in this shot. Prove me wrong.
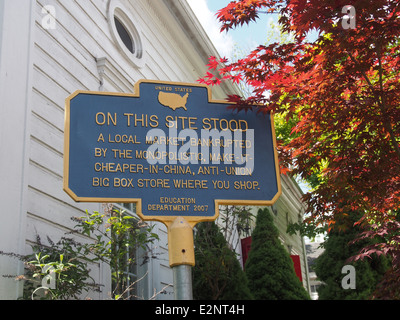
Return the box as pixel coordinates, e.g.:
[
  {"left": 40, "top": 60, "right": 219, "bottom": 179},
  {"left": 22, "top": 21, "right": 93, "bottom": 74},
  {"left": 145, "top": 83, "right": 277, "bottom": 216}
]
[{"left": 162, "top": 0, "right": 241, "bottom": 98}]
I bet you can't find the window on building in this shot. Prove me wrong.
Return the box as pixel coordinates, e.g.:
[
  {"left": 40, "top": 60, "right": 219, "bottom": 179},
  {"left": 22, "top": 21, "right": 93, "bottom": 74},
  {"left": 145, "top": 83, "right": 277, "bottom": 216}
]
[
  {"left": 114, "top": 17, "right": 135, "bottom": 54},
  {"left": 121, "top": 202, "right": 135, "bottom": 213},
  {"left": 311, "top": 284, "right": 321, "bottom": 293},
  {"left": 111, "top": 228, "right": 138, "bottom": 299},
  {"left": 108, "top": 2, "right": 143, "bottom": 66},
  {"left": 111, "top": 204, "right": 148, "bottom": 300}
]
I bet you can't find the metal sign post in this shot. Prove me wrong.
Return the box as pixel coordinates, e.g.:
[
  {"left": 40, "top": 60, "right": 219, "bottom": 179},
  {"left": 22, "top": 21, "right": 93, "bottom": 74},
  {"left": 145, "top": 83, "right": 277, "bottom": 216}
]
[
  {"left": 168, "top": 217, "right": 195, "bottom": 300},
  {"left": 173, "top": 265, "right": 193, "bottom": 300},
  {"left": 63, "top": 80, "right": 281, "bottom": 300}
]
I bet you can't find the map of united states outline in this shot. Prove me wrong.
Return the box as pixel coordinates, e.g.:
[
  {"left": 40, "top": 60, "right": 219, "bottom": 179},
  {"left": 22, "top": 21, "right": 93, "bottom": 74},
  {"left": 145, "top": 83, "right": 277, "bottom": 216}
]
[{"left": 158, "top": 91, "right": 189, "bottom": 111}]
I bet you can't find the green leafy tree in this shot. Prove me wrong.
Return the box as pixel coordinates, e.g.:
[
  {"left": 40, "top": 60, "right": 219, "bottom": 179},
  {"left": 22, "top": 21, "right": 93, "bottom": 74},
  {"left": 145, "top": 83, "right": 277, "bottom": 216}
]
[
  {"left": 193, "top": 221, "right": 253, "bottom": 300},
  {"left": 315, "top": 213, "right": 390, "bottom": 300},
  {"left": 245, "top": 208, "right": 310, "bottom": 300}
]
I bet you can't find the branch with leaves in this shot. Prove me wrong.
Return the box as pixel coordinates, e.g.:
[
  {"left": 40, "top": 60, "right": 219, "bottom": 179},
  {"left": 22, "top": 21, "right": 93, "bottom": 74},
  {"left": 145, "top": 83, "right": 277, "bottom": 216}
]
[{"left": 199, "top": 0, "right": 400, "bottom": 292}]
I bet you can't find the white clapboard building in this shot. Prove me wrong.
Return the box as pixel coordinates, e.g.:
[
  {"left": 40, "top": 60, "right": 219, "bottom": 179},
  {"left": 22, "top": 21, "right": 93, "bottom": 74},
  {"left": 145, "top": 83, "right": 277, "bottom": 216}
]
[{"left": 0, "top": 0, "right": 310, "bottom": 299}]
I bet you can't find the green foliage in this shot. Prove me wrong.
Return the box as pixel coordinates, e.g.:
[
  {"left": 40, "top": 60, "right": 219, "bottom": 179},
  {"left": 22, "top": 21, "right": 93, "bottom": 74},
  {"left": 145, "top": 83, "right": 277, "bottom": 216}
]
[
  {"left": 287, "top": 219, "right": 328, "bottom": 241},
  {"left": 315, "top": 214, "right": 391, "bottom": 300},
  {"left": 193, "top": 222, "right": 253, "bottom": 300},
  {"left": 2, "top": 208, "right": 159, "bottom": 300},
  {"left": 20, "top": 236, "right": 98, "bottom": 300},
  {"left": 274, "top": 112, "right": 300, "bottom": 146},
  {"left": 72, "top": 208, "right": 159, "bottom": 299},
  {"left": 245, "top": 208, "right": 310, "bottom": 300}
]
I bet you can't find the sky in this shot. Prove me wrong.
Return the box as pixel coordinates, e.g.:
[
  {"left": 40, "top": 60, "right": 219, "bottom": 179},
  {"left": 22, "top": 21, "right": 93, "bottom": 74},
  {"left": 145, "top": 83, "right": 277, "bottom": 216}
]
[{"left": 187, "top": 0, "right": 279, "bottom": 59}]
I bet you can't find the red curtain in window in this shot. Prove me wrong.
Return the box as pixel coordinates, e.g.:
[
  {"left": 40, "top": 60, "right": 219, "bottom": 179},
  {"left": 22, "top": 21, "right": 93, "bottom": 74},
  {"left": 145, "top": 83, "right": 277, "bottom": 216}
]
[
  {"left": 290, "top": 255, "right": 303, "bottom": 283},
  {"left": 241, "top": 236, "right": 252, "bottom": 267}
]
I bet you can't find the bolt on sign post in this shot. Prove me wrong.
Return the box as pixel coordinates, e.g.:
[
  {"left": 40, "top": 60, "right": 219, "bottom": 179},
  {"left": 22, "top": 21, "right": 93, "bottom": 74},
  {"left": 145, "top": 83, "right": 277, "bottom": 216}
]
[{"left": 64, "top": 80, "right": 281, "bottom": 300}]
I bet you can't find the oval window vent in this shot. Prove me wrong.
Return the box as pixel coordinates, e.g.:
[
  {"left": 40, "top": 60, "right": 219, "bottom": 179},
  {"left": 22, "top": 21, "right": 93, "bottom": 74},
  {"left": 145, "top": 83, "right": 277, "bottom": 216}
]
[{"left": 108, "top": 1, "right": 144, "bottom": 67}]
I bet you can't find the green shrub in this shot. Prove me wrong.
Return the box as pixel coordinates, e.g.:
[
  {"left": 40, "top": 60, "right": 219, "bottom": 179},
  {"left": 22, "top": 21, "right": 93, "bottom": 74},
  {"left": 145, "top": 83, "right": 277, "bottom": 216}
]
[
  {"left": 193, "top": 222, "right": 253, "bottom": 300},
  {"left": 245, "top": 208, "right": 310, "bottom": 300}
]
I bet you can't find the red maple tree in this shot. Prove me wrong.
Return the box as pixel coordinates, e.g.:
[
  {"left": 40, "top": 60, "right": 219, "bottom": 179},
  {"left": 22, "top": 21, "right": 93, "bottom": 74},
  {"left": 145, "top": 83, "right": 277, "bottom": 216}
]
[{"left": 200, "top": 0, "right": 400, "bottom": 297}]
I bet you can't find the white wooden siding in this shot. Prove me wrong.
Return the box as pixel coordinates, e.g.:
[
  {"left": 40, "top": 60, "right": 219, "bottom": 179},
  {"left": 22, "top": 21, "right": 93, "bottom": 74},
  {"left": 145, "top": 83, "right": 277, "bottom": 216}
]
[
  {"left": 0, "top": 0, "right": 270, "bottom": 300},
  {"left": 22, "top": 0, "right": 220, "bottom": 300}
]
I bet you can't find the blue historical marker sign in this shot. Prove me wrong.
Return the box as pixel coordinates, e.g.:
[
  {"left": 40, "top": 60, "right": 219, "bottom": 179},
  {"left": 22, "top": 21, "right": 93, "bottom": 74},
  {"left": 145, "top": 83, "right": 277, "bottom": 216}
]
[{"left": 64, "top": 80, "right": 281, "bottom": 225}]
